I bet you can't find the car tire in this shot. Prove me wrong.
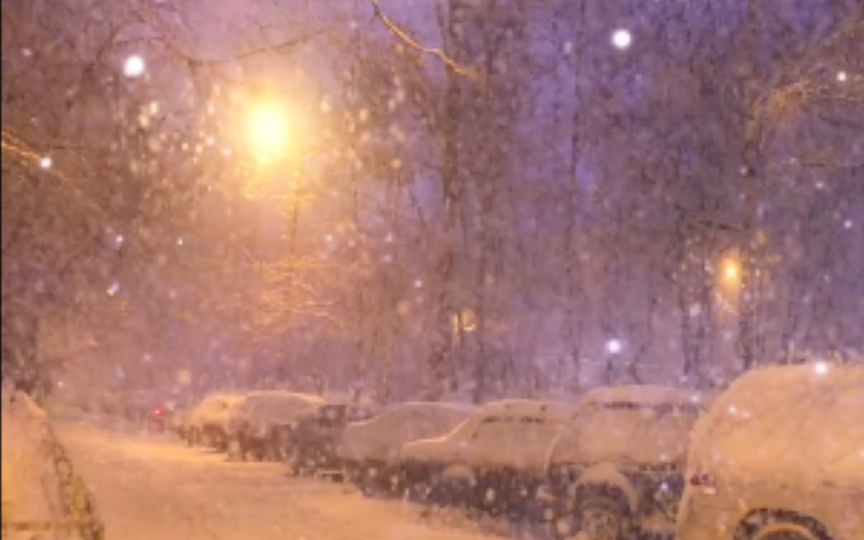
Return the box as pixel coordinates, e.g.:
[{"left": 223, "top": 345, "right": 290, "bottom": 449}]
[{"left": 577, "top": 498, "right": 628, "bottom": 540}]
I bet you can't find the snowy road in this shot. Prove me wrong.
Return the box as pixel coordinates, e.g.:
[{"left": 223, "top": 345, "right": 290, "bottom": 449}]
[{"left": 56, "top": 422, "right": 509, "bottom": 540}]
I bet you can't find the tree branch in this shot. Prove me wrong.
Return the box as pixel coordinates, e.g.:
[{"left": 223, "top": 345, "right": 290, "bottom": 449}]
[{"left": 366, "top": 0, "right": 481, "bottom": 80}]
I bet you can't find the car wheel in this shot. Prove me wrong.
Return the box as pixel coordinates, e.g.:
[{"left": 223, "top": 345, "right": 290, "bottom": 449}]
[
  {"left": 750, "top": 523, "right": 821, "bottom": 540},
  {"left": 402, "top": 464, "right": 436, "bottom": 502},
  {"left": 578, "top": 499, "right": 626, "bottom": 540}
]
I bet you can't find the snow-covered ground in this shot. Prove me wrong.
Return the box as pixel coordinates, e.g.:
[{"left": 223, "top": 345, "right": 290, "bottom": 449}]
[{"left": 54, "top": 419, "right": 519, "bottom": 540}]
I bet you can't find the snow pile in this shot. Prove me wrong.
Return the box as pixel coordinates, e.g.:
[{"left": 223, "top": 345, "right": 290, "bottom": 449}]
[{"left": 1, "top": 386, "right": 74, "bottom": 538}]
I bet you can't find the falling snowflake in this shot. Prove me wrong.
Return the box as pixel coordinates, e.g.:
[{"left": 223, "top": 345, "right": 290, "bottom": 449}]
[{"left": 107, "top": 281, "right": 120, "bottom": 296}]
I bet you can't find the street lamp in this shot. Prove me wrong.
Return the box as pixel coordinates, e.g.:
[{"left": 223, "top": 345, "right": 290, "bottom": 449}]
[
  {"left": 246, "top": 100, "right": 291, "bottom": 165},
  {"left": 721, "top": 256, "right": 740, "bottom": 287},
  {"left": 123, "top": 55, "right": 146, "bottom": 78},
  {"left": 611, "top": 29, "right": 632, "bottom": 50}
]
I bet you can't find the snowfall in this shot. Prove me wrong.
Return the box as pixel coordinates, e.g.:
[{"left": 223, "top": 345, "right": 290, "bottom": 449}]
[{"left": 2, "top": 387, "right": 521, "bottom": 540}]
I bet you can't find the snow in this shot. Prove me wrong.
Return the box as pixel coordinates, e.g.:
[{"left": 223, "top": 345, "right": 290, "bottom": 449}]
[
  {"left": 580, "top": 385, "right": 711, "bottom": 408},
  {"left": 400, "top": 400, "right": 580, "bottom": 474},
  {"left": 1, "top": 387, "right": 74, "bottom": 538},
  {"left": 185, "top": 392, "right": 248, "bottom": 430},
  {"left": 229, "top": 391, "right": 325, "bottom": 433},
  {"left": 687, "top": 363, "right": 864, "bottom": 486},
  {"left": 340, "top": 402, "right": 476, "bottom": 464},
  {"left": 679, "top": 363, "right": 864, "bottom": 540},
  {"left": 55, "top": 420, "right": 508, "bottom": 540},
  {"left": 549, "top": 386, "right": 709, "bottom": 467}
]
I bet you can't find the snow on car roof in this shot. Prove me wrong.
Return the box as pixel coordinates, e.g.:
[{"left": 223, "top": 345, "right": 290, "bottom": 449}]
[
  {"left": 200, "top": 391, "right": 247, "bottom": 403},
  {"left": 689, "top": 363, "right": 864, "bottom": 484},
  {"left": 244, "top": 390, "right": 325, "bottom": 404},
  {"left": 340, "top": 402, "right": 477, "bottom": 463},
  {"left": 474, "top": 398, "right": 581, "bottom": 421},
  {"left": 347, "top": 401, "right": 475, "bottom": 429},
  {"left": 550, "top": 386, "right": 705, "bottom": 466},
  {"left": 581, "top": 385, "right": 710, "bottom": 408}
]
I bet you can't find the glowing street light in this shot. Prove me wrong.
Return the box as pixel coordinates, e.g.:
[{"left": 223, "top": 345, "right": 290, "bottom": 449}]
[
  {"left": 611, "top": 29, "right": 632, "bottom": 50},
  {"left": 722, "top": 257, "right": 740, "bottom": 286},
  {"left": 123, "top": 55, "right": 146, "bottom": 78},
  {"left": 606, "top": 339, "right": 623, "bottom": 355},
  {"left": 246, "top": 100, "right": 291, "bottom": 164}
]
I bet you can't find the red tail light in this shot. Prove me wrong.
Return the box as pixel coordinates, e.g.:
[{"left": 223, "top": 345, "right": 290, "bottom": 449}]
[
  {"left": 689, "top": 468, "right": 718, "bottom": 494},
  {"left": 152, "top": 407, "right": 164, "bottom": 417}
]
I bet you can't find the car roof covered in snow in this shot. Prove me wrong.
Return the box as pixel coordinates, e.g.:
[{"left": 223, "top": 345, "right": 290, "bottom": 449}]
[
  {"left": 580, "top": 385, "right": 711, "bottom": 408},
  {"left": 351, "top": 401, "right": 475, "bottom": 425},
  {"left": 688, "top": 363, "right": 864, "bottom": 485},
  {"left": 340, "top": 402, "right": 477, "bottom": 463},
  {"left": 473, "top": 398, "right": 581, "bottom": 421},
  {"left": 244, "top": 390, "right": 324, "bottom": 403},
  {"left": 200, "top": 391, "right": 247, "bottom": 402},
  {"left": 549, "top": 386, "right": 706, "bottom": 467}
]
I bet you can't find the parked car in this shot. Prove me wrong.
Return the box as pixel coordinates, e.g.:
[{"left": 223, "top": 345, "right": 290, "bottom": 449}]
[
  {"left": 339, "top": 401, "right": 476, "bottom": 493},
  {"left": 677, "top": 363, "right": 864, "bottom": 540},
  {"left": 288, "top": 399, "right": 377, "bottom": 477},
  {"left": 399, "top": 399, "right": 580, "bottom": 516},
  {"left": 545, "top": 385, "right": 710, "bottom": 540},
  {"left": 225, "top": 391, "right": 324, "bottom": 461},
  {"left": 184, "top": 392, "right": 247, "bottom": 449}
]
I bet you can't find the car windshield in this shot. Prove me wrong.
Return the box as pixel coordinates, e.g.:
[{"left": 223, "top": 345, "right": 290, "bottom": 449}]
[{"left": 3, "top": 2, "right": 862, "bottom": 539}]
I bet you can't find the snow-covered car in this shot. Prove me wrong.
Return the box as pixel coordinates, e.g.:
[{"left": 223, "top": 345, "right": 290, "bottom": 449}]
[
  {"left": 225, "top": 391, "right": 325, "bottom": 461},
  {"left": 288, "top": 399, "right": 378, "bottom": 476},
  {"left": 398, "top": 399, "right": 580, "bottom": 515},
  {"left": 546, "top": 385, "right": 710, "bottom": 540},
  {"left": 677, "top": 363, "right": 864, "bottom": 540},
  {"left": 184, "top": 392, "right": 247, "bottom": 449},
  {"left": 339, "top": 401, "right": 476, "bottom": 492}
]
